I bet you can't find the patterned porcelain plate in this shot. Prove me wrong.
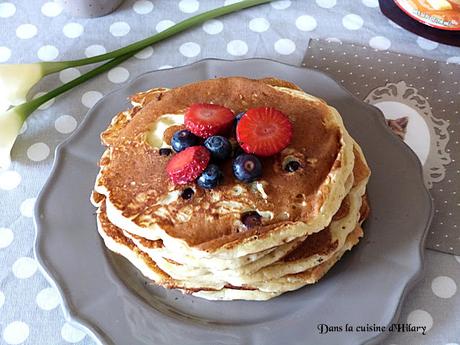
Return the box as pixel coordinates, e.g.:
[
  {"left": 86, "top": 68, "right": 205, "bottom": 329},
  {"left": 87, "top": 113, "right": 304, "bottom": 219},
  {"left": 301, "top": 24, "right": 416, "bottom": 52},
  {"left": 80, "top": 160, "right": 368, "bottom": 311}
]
[{"left": 34, "top": 59, "right": 433, "bottom": 345}]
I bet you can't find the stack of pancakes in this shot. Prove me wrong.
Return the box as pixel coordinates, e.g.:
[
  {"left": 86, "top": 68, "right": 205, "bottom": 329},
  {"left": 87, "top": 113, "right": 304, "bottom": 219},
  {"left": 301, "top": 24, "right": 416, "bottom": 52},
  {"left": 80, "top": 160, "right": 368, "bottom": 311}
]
[{"left": 91, "top": 77, "right": 370, "bottom": 301}]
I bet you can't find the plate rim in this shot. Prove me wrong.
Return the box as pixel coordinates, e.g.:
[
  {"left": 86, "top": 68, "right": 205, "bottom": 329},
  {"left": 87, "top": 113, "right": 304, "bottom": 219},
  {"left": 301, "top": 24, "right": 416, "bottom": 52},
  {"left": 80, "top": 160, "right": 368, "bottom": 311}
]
[{"left": 33, "top": 57, "right": 433, "bottom": 345}]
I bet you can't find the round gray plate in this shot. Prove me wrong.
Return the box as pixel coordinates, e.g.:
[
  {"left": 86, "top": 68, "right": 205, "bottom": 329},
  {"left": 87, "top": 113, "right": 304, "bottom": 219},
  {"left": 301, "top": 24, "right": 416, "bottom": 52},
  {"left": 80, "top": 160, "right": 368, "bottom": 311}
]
[{"left": 34, "top": 59, "right": 433, "bottom": 345}]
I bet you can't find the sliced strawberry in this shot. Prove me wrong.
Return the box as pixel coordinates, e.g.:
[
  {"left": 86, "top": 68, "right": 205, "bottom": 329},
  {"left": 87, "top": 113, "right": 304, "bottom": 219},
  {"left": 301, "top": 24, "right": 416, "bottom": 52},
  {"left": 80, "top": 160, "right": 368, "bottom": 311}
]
[
  {"left": 236, "top": 107, "right": 293, "bottom": 157},
  {"left": 185, "top": 103, "right": 235, "bottom": 138},
  {"left": 166, "top": 146, "right": 210, "bottom": 185}
]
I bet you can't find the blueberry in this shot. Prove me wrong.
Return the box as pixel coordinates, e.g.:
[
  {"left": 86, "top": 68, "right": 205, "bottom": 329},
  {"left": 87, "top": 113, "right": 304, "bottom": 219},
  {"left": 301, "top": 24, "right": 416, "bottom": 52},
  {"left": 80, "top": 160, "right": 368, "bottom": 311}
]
[
  {"left": 171, "top": 130, "right": 199, "bottom": 152},
  {"left": 181, "top": 188, "right": 194, "bottom": 200},
  {"left": 241, "top": 211, "right": 262, "bottom": 228},
  {"left": 235, "top": 112, "right": 245, "bottom": 122},
  {"left": 197, "top": 164, "right": 223, "bottom": 189},
  {"left": 285, "top": 160, "right": 301, "bottom": 172},
  {"left": 159, "top": 148, "right": 172, "bottom": 156},
  {"left": 204, "top": 136, "right": 232, "bottom": 161},
  {"left": 232, "top": 154, "right": 262, "bottom": 183}
]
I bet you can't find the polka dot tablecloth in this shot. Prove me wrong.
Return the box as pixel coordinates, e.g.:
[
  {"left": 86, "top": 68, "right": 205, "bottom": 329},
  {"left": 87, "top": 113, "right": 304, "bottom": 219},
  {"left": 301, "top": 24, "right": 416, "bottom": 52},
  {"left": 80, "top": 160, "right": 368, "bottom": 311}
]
[{"left": 0, "top": 1, "right": 459, "bottom": 344}]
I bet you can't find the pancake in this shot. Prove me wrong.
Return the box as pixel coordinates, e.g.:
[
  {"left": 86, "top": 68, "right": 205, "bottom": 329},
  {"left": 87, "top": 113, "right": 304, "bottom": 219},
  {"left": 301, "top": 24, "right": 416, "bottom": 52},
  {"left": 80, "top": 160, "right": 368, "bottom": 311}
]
[
  {"left": 94, "top": 142, "right": 369, "bottom": 291},
  {"left": 191, "top": 225, "right": 364, "bottom": 300},
  {"left": 96, "top": 195, "right": 366, "bottom": 299},
  {"left": 93, "top": 77, "right": 355, "bottom": 260},
  {"left": 92, "top": 77, "right": 371, "bottom": 300}
]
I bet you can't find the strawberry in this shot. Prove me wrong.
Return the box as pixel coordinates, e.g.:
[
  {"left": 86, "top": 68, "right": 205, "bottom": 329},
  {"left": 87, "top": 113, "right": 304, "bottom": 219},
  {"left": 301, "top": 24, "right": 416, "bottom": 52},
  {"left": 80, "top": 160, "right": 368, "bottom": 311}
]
[
  {"left": 166, "top": 146, "right": 210, "bottom": 185},
  {"left": 185, "top": 103, "right": 235, "bottom": 138},
  {"left": 236, "top": 107, "right": 293, "bottom": 157}
]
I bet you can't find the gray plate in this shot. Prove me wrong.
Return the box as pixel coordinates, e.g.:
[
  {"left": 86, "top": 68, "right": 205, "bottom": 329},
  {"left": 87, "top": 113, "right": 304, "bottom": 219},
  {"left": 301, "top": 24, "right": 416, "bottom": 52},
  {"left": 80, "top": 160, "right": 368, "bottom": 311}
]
[{"left": 34, "top": 59, "right": 433, "bottom": 345}]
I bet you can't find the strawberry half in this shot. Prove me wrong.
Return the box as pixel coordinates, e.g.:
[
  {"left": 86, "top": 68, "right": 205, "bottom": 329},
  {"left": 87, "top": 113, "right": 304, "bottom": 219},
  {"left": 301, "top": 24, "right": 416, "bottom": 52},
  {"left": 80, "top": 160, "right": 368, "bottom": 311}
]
[
  {"left": 166, "top": 146, "right": 210, "bottom": 185},
  {"left": 236, "top": 107, "right": 293, "bottom": 157},
  {"left": 185, "top": 103, "right": 235, "bottom": 138}
]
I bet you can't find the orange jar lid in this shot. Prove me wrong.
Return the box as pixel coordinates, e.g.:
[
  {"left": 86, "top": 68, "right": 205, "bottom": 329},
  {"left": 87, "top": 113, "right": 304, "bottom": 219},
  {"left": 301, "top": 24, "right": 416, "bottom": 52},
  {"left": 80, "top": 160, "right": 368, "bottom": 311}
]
[{"left": 394, "top": 0, "right": 460, "bottom": 30}]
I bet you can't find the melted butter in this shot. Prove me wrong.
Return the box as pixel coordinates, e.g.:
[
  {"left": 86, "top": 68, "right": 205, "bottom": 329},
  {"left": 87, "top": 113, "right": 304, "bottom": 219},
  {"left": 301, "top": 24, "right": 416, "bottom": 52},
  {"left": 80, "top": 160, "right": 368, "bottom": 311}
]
[
  {"left": 147, "top": 113, "right": 184, "bottom": 148},
  {"left": 156, "top": 190, "right": 181, "bottom": 205},
  {"left": 256, "top": 210, "right": 274, "bottom": 220},
  {"left": 251, "top": 181, "right": 268, "bottom": 200}
]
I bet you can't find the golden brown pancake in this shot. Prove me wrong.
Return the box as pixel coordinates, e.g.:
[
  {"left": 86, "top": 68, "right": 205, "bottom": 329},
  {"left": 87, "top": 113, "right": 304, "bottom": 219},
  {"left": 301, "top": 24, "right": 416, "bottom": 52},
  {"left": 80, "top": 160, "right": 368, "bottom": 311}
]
[
  {"left": 92, "top": 77, "right": 371, "bottom": 300},
  {"left": 93, "top": 77, "right": 355, "bottom": 259}
]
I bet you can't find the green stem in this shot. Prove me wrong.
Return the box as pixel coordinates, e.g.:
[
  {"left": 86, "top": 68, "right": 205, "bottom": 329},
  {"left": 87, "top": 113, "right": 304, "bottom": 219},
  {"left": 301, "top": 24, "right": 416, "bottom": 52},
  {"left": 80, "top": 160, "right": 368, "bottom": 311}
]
[
  {"left": 41, "top": 0, "right": 272, "bottom": 74},
  {"left": 21, "top": 52, "right": 134, "bottom": 120}
]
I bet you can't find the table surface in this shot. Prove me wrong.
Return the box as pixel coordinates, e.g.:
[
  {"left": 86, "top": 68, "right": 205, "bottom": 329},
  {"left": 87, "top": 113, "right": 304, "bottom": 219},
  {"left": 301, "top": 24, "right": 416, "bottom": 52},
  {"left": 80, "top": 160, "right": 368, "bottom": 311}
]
[{"left": 0, "top": 1, "right": 459, "bottom": 345}]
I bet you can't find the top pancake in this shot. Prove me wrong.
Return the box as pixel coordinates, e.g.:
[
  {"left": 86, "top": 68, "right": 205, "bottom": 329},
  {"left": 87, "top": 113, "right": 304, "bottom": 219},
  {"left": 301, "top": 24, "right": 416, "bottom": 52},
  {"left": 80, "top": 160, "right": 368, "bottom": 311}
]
[{"left": 93, "top": 77, "right": 355, "bottom": 258}]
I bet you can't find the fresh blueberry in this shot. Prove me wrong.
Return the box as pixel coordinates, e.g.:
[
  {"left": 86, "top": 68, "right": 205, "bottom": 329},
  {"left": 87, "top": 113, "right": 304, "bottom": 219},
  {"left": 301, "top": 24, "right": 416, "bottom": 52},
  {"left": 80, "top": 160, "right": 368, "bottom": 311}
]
[
  {"left": 235, "top": 112, "right": 245, "bottom": 122},
  {"left": 197, "top": 164, "right": 223, "bottom": 189},
  {"left": 159, "top": 148, "right": 172, "bottom": 156},
  {"left": 241, "top": 211, "right": 262, "bottom": 228},
  {"left": 285, "top": 160, "right": 301, "bottom": 172},
  {"left": 232, "top": 154, "right": 262, "bottom": 183},
  {"left": 233, "top": 111, "right": 246, "bottom": 133},
  {"left": 181, "top": 188, "right": 194, "bottom": 200},
  {"left": 171, "top": 129, "right": 199, "bottom": 152},
  {"left": 204, "top": 136, "right": 232, "bottom": 161}
]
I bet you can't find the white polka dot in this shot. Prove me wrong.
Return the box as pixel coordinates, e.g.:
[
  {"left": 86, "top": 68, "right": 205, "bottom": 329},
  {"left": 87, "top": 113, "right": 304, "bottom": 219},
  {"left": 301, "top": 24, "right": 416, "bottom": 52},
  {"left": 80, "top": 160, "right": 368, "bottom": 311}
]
[
  {"left": 81, "top": 91, "right": 103, "bottom": 108},
  {"left": 0, "top": 290, "right": 4, "bottom": 308},
  {"left": 0, "top": 228, "right": 14, "bottom": 249},
  {"left": 55, "top": 115, "right": 77, "bottom": 134},
  {"left": 0, "top": 47, "right": 11, "bottom": 62},
  {"left": 369, "top": 36, "right": 391, "bottom": 50},
  {"left": 179, "top": 0, "right": 199, "bottom": 13},
  {"left": 2, "top": 321, "right": 29, "bottom": 344},
  {"left": 316, "top": 0, "right": 336, "bottom": 8},
  {"left": 156, "top": 20, "right": 175, "bottom": 32},
  {"left": 227, "top": 40, "right": 248, "bottom": 56},
  {"left": 12, "top": 257, "right": 37, "bottom": 279},
  {"left": 41, "top": 2, "right": 63, "bottom": 17},
  {"left": 109, "top": 22, "right": 130, "bottom": 37},
  {"left": 32, "top": 92, "right": 55, "bottom": 110},
  {"left": 20, "top": 198, "right": 36, "bottom": 217},
  {"left": 84, "top": 44, "right": 106, "bottom": 58},
  {"left": 63, "top": 23, "right": 84, "bottom": 39},
  {"left": 432, "top": 276, "right": 457, "bottom": 298},
  {"left": 59, "top": 68, "right": 81, "bottom": 83},
  {"left": 37, "top": 45, "right": 59, "bottom": 61},
  {"left": 202, "top": 19, "right": 223, "bottom": 35},
  {"left": 108, "top": 67, "right": 129, "bottom": 84},
  {"left": 36, "top": 287, "right": 60, "bottom": 311},
  {"left": 249, "top": 18, "right": 270, "bottom": 32},
  {"left": 446, "top": 56, "right": 460, "bottom": 64},
  {"left": 159, "top": 65, "right": 173, "bottom": 70},
  {"left": 271, "top": 0, "right": 291, "bottom": 9},
  {"left": 0, "top": 171, "right": 21, "bottom": 190},
  {"left": 362, "top": 0, "right": 378, "bottom": 7},
  {"left": 132, "top": 0, "right": 154, "bottom": 14},
  {"left": 296, "top": 15, "right": 317, "bottom": 31},
  {"left": 179, "top": 42, "right": 201, "bottom": 58},
  {"left": 0, "top": 2, "right": 16, "bottom": 18},
  {"left": 134, "top": 47, "right": 153, "bottom": 59},
  {"left": 16, "top": 24, "right": 38, "bottom": 39},
  {"left": 274, "top": 38, "right": 296, "bottom": 55},
  {"left": 27, "top": 143, "right": 50, "bottom": 162},
  {"left": 61, "top": 323, "right": 86, "bottom": 343},
  {"left": 342, "top": 14, "right": 363, "bottom": 30},
  {"left": 417, "top": 37, "right": 438, "bottom": 50},
  {"left": 407, "top": 309, "right": 433, "bottom": 333}
]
